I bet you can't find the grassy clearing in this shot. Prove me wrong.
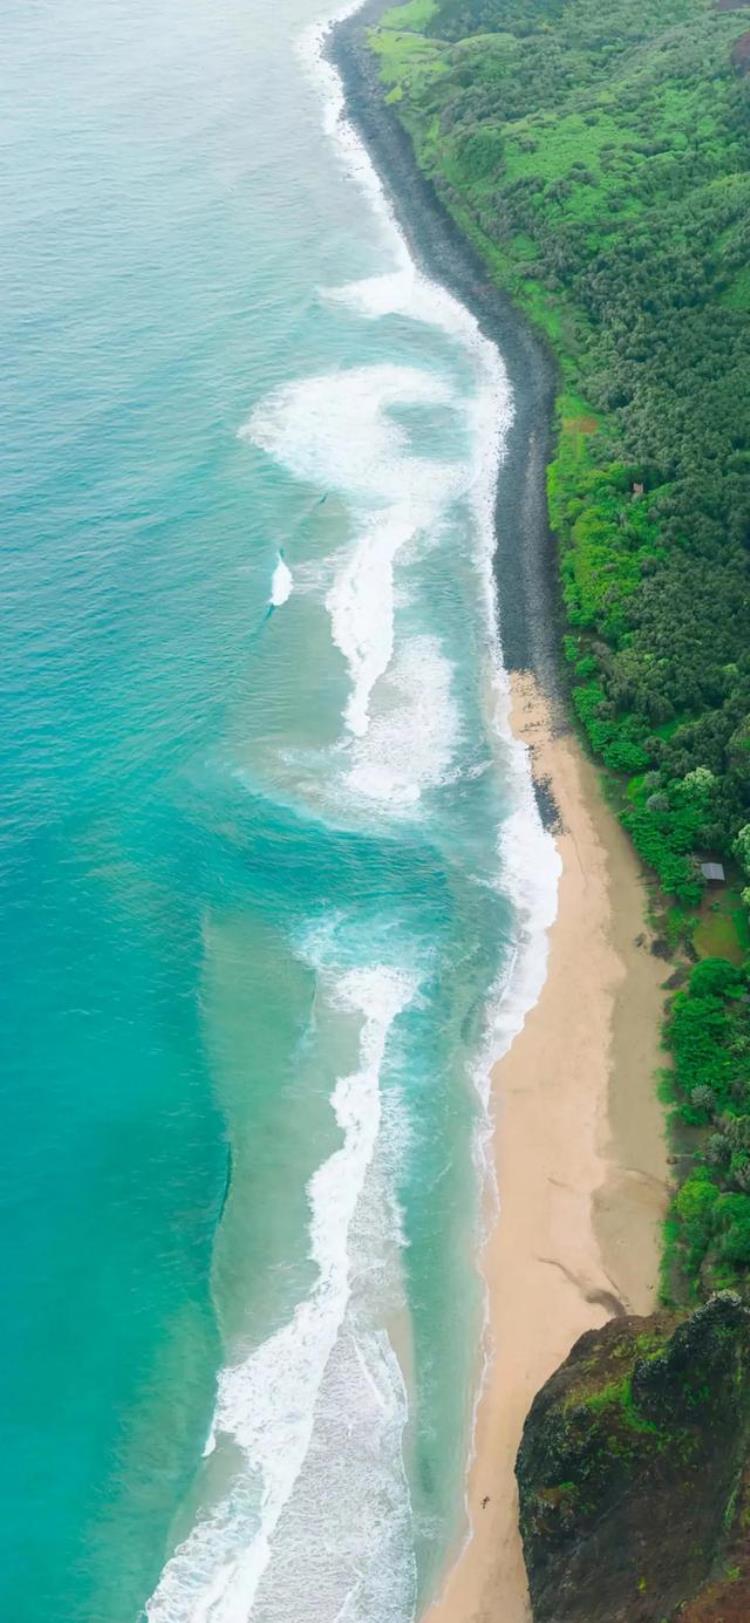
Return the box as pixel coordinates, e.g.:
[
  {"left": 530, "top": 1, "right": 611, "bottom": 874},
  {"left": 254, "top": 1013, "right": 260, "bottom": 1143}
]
[{"left": 695, "top": 890, "right": 750, "bottom": 966}]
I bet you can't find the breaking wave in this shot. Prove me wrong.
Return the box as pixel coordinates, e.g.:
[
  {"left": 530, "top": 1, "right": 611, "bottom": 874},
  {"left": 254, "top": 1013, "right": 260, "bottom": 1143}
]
[{"left": 146, "top": 964, "right": 417, "bottom": 1623}]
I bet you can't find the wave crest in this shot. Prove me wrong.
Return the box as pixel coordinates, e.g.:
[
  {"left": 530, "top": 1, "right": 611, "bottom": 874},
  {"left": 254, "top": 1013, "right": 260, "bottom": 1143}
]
[{"left": 145, "top": 966, "right": 416, "bottom": 1623}]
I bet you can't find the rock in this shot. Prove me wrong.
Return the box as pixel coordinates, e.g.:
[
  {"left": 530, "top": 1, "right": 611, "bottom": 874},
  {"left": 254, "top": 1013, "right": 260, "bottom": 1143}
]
[{"left": 516, "top": 1294, "right": 750, "bottom": 1621}]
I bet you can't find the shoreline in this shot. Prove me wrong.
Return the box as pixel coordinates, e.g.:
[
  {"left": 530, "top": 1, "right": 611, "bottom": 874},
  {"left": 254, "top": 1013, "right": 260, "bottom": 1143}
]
[
  {"left": 328, "top": 7, "right": 670, "bottom": 1619},
  {"left": 425, "top": 673, "right": 669, "bottom": 1623},
  {"left": 329, "top": 0, "right": 561, "bottom": 695}
]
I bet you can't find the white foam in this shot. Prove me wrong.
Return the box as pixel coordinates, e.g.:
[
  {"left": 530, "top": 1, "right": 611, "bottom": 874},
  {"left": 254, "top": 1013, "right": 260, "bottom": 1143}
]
[
  {"left": 325, "top": 511, "right": 414, "bottom": 738},
  {"left": 249, "top": 1325, "right": 416, "bottom": 1623},
  {"left": 344, "top": 634, "right": 462, "bottom": 808},
  {"left": 269, "top": 553, "right": 293, "bottom": 607},
  {"left": 145, "top": 966, "right": 416, "bottom": 1623},
  {"left": 287, "top": 0, "right": 559, "bottom": 1057},
  {"left": 300, "top": 0, "right": 563, "bottom": 1574},
  {"left": 243, "top": 363, "right": 464, "bottom": 739},
  {"left": 298, "top": 5, "right": 517, "bottom": 368},
  {"left": 327, "top": 265, "right": 495, "bottom": 349},
  {"left": 157, "top": 5, "right": 564, "bottom": 1617},
  {"left": 243, "top": 363, "right": 460, "bottom": 510}
]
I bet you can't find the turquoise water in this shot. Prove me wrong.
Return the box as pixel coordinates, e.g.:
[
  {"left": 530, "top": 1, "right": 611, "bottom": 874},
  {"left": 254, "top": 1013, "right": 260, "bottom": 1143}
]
[{"left": 0, "top": 2, "right": 554, "bottom": 1619}]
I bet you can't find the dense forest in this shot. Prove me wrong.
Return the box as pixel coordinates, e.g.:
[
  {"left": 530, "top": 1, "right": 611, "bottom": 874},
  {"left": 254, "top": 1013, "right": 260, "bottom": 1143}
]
[{"left": 370, "top": 0, "right": 750, "bottom": 1297}]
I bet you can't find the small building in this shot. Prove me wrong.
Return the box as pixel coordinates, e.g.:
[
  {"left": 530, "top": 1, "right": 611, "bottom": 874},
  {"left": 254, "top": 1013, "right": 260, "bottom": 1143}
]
[
  {"left": 701, "top": 861, "right": 726, "bottom": 883},
  {"left": 632, "top": 481, "right": 645, "bottom": 497}
]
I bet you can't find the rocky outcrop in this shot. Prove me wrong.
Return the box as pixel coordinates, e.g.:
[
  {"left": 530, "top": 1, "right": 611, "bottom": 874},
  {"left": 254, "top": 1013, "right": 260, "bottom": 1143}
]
[{"left": 516, "top": 1294, "right": 750, "bottom": 1622}]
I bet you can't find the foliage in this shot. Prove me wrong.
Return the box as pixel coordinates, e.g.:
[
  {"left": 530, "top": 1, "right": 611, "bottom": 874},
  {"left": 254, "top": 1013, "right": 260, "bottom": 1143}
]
[
  {"left": 664, "top": 959, "right": 750, "bottom": 1292},
  {"left": 373, "top": 0, "right": 750, "bottom": 907},
  {"left": 371, "top": 0, "right": 750, "bottom": 1299}
]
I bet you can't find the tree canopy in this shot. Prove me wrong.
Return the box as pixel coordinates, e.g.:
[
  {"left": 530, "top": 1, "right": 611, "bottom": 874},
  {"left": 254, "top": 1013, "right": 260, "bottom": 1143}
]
[{"left": 373, "top": 0, "right": 750, "bottom": 1297}]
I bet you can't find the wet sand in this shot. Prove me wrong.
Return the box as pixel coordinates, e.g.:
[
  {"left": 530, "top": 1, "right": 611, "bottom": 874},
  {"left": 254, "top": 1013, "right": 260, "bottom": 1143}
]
[{"left": 423, "top": 671, "right": 669, "bottom": 1623}]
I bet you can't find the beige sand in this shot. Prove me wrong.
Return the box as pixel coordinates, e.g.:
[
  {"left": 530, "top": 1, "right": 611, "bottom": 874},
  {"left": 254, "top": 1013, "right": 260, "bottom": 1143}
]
[{"left": 423, "top": 670, "right": 670, "bottom": 1623}]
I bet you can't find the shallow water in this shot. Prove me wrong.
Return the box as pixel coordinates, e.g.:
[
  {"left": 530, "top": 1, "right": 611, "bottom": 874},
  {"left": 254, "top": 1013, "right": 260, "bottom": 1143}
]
[{"left": 0, "top": 2, "right": 555, "bottom": 1618}]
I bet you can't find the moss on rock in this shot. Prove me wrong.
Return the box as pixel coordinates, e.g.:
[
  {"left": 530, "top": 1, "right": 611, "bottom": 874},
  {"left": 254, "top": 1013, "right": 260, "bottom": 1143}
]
[{"left": 516, "top": 1294, "right": 750, "bottom": 1621}]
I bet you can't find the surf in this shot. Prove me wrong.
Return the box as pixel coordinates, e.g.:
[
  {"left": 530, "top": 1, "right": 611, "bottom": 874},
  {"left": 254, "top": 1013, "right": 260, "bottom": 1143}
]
[
  {"left": 269, "top": 551, "right": 293, "bottom": 608},
  {"left": 144, "top": 3, "right": 560, "bottom": 1620},
  {"left": 243, "top": 363, "right": 465, "bottom": 744},
  {"left": 145, "top": 964, "right": 417, "bottom": 1623}
]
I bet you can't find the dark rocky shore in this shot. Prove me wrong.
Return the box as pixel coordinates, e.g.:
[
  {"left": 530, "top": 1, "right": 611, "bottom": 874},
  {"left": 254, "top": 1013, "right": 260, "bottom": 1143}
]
[{"left": 329, "top": 1, "right": 563, "bottom": 699}]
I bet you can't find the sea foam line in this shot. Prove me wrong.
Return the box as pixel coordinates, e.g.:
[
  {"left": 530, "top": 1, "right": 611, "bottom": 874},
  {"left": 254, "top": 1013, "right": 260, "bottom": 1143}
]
[
  {"left": 146, "top": 7, "right": 561, "bottom": 1617},
  {"left": 301, "top": 0, "right": 560, "bottom": 1114},
  {"left": 301, "top": 0, "right": 563, "bottom": 1572},
  {"left": 299, "top": 2, "right": 519, "bottom": 359},
  {"left": 243, "top": 362, "right": 462, "bottom": 744},
  {"left": 344, "top": 632, "right": 462, "bottom": 808},
  {"left": 145, "top": 965, "right": 417, "bottom": 1623}
]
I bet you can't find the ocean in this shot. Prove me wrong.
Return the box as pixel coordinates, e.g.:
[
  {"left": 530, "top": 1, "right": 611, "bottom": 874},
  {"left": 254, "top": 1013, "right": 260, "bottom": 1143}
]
[{"left": 0, "top": 1, "right": 556, "bottom": 1618}]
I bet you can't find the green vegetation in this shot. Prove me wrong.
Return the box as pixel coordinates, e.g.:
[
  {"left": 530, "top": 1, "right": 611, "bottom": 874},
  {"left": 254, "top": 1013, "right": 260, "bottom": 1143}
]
[
  {"left": 666, "top": 957, "right": 750, "bottom": 1294},
  {"left": 370, "top": 0, "right": 750, "bottom": 1299},
  {"left": 516, "top": 1295, "right": 750, "bottom": 1622}
]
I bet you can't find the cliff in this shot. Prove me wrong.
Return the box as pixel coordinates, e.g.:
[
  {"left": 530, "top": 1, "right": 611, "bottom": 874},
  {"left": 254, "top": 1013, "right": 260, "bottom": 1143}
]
[{"left": 516, "top": 1294, "right": 750, "bottom": 1622}]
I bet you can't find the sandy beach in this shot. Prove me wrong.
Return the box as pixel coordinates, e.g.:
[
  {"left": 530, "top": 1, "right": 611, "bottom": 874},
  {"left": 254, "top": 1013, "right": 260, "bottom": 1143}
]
[
  {"left": 423, "top": 670, "right": 670, "bottom": 1623},
  {"left": 330, "top": 15, "right": 672, "bottom": 1617}
]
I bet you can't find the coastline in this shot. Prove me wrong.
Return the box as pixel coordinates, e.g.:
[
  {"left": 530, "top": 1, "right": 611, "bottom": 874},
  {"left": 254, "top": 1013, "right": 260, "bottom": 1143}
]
[
  {"left": 425, "top": 673, "right": 669, "bottom": 1623},
  {"left": 328, "top": 6, "right": 670, "bottom": 1620},
  {"left": 328, "top": 0, "right": 561, "bottom": 692}
]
